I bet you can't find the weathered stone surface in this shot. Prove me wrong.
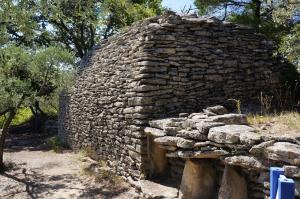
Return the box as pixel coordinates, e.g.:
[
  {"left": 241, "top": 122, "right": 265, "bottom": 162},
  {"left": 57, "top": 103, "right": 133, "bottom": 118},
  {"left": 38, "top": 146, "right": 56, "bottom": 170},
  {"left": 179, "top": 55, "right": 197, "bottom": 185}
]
[
  {"left": 179, "top": 160, "right": 217, "bottom": 199},
  {"left": 59, "top": 11, "right": 287, "bottom": 184},
  {"left": 176, "top": 129, "right": 207, "bottom": 140},
  {"left": 149, "top": 118, "right": 178, "bottom": 130},
  {"left": 166, "top": 149, "right": 229, "bottom": 159},
  {"left": 219, "top": 165, "right": 247, "bottom": 199},
  {"left": 148, "top": 138, "right": 168, "bottom": 177},
  {"left": 144, "top": 127, "right": 166, "bottom": 137},
  {"left": 140, "top": 180, "right": 178, "bottom": 198},
  {"left": 208, "top": 125, "right": 257, "bottom": 144},
  {"left": 203, "top": 105, "right": 228, "bottom": 115},
  {"left": 265, "top": 142, "right": 300, "bottom": 165},
  {"left": 208, "top": 114, "right": 248, "bottom": 125},
  {"left": 239, "top": 131, "right": 262, "bottom": 145},
  {"left": 195, "top": 121, "right": 225, "bottom": 134},
  {"left": 284, "top": 165, "right": 300, "bottom": 178},
  {"left": 249, "top": 140, "right": 275, "bottom": 155},
  {"left": 224, "top": 156, "right": 267, "bottom": 170},
  {"left": 154, "top": 136, "right": 195, "bottom": 149}
]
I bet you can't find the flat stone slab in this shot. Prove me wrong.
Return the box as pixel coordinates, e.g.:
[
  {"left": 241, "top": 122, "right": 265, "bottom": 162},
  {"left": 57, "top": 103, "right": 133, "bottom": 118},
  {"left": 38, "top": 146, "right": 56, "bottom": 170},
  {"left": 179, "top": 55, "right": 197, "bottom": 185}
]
[
  {"left": 208, "top": 125, "right": 259, "bottom": 144},
  {"left": 149, "top": 118, "right": 183, "bottom": 129},
  {"left": 265, "top": 142, "right": 300, "bottom": 165},
  {"left": 195, "top": 122, "right": 225, "bottom": 135},
  {"left": 249, "top": 140, "right": 275, "bottom": 155},
  {"left": 166, "top": 149, "right": 229, "bottom": 159},
  {"left": 176, "top": 129, "right": 208, "bottom": 140},
  {"left": 224, "top": 156, "right": 267, "bottom": 170},
  {"left": 208, "top": 114, "right": 248, "bottom": 125},
  {"left": 144, "top": 127, "right": 166, "bottom": 137},
  {"left": 154, "top": 136, "right": 195, "bottom": 149},
  {"left": 140, "top": 180, "right": 178, "bottom": 199},
  {"left": 203, "top": 105, "right": 228, "bottom": 115}
]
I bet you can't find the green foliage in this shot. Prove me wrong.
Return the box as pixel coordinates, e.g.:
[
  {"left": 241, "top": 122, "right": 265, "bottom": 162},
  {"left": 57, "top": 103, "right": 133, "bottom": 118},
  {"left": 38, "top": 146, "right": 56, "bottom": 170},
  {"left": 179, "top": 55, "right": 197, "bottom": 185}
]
[
  {"left": 279, "top": 24, "right": 300, "bottom": 67},
  {"left": 0, "top": 45, "right": 75, "bottom": 126},
  {"left": 0, "top": 0, "right": 162, "bottom": 58},
  {"left": 47, "top": 136, "right": 63, "bottom": 153},
  {"left": 194, "top": 0, "right": 300, "bottom": 68},
  {"left": 11, "top": 107, "right": 33, "bottom": 126}
]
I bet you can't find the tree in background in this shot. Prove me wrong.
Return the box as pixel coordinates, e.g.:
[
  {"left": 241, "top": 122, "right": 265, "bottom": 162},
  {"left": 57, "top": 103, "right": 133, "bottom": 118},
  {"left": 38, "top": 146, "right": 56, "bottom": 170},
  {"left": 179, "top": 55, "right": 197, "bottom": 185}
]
[
  {"left": 1, "top": 0, "right": 162, "bottom": 58},
  {"left": 0, "top": 0, "right": 163, "bottom": 168},
  {"left": 194, "top": 0, "right": 300, "bottom": 67},
  {"left": 0, "top": 45, "right": 74, "bottom": 170},
  {"left": 0, "top": 0, "right": 162, "bottom": 125}
]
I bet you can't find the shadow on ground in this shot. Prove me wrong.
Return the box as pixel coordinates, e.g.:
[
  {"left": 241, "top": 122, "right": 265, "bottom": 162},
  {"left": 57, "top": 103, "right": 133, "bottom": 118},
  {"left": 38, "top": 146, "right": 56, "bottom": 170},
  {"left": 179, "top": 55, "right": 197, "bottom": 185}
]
[{"left": 0, "top": 131, "right": 134, "bottom": 199}]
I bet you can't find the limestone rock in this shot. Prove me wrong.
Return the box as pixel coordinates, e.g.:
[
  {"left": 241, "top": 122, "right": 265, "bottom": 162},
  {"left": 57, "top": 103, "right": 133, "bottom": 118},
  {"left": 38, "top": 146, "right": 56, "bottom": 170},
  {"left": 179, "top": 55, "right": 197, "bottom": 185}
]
[
  {"left": 176, "top": 129, "right": 207, "bottom": 140},
  {"left": 195, "top": 121, "right": 225, "bottom": 134},
  {"left": 224, "top": 156, "right": 267, "bottom": 170},
  {"left": 166, "top": 149, "right": 229, "bottom": 159},
  {"left": 179, "top": 160, "right": 217, "bottom": 199},
  {"left": 265, "top": 142, "right": 300, "bottom": 165},
  {"left": 144, "top": 127, "right": 166, "bottom": 137},
  {"left": 208, "top": 125, "right": 257, "bottom": 144},
  {"left": 208, "top": 114, "right": 248, "bottom": 125},
  {"left": 284, "top": 165, "right": 300, "bottom": 178},
  {"left": 154, "top": 136, "right": 195, "bottom": 149},
  {"left": 219, "top": 165, "right": 247, "bottom": 199},
  {"left": 149, "top": 118, "right": 178, "bottom": 129},
  {"left": 239, "top": 131, "right": 262, "bottom": 145},
  {"left": 203, "top": 105, "right": 228, "bottom": 115},
  {"left": 194, "top": 141, "right": 224, "bottom": 148},
  {"left": 249, "top": 140, "right": 275, "bottom": 155},
  {"left": 140, "top": 180, "right": 178, "bottom": 198}
]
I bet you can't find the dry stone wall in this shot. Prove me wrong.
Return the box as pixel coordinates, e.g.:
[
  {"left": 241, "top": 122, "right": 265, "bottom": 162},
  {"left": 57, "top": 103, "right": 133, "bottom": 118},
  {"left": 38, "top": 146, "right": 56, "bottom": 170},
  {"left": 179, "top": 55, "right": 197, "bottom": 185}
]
[
  {"left": 145, "top": 105, "right": 300, "bottom": 199},
  {"left": 59, "top": 12, "right": 286, "bottom": 182}
]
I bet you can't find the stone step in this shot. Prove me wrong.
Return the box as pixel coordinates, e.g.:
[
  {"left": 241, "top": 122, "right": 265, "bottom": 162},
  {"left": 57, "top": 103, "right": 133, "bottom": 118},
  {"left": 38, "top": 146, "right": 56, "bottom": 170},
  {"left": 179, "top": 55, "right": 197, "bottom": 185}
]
[{"left": 140, "top": 179, "right": 179, "bottom": 199}]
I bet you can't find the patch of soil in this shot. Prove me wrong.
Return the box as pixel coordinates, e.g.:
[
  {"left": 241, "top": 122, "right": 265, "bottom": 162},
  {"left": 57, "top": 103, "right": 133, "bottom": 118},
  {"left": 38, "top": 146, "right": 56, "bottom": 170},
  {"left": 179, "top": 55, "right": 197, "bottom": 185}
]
[{"left": 0, "top": 132, "right": 140, "bottom": 199}]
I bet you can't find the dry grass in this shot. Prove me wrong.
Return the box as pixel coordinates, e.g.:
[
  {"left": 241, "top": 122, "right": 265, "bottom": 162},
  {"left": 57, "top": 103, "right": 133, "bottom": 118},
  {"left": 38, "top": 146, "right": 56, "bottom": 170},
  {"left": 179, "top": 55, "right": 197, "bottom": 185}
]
[
  {"left": 247, "top": 112, "right": 300, "bottom": 136},
  {"left": 82, "top": 160, "right": 124, "bottom": 186}
]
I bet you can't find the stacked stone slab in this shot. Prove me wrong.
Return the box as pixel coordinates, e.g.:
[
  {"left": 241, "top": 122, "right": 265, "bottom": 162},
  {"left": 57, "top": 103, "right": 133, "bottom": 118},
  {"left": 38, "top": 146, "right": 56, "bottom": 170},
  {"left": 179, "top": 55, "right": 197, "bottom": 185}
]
[
  {"left": 59, "top": 12, "right": 287, "bottom": 182},
  {"left": 145, "top": 105, "right": 300, "bottom": 199}
]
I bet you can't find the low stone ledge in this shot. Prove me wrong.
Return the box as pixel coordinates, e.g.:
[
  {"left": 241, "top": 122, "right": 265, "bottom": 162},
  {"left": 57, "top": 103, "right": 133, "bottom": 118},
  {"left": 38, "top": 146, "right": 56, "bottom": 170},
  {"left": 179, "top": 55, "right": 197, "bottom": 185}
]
[
  {"left": 145, "top": 106, "right": 300, "bottom": 199},
  {"left": 144, "top": 127, "right": 166, "bottom": 137},
  {"left": 140, "top": 180, "right": 179, "bottom": 199},
  {"left": 207, "top": 114, "right": 248, "bottom": 125},
  {"left": 154, "top": 136, "right": 195, "bottom": 149},
  {"left": 208, "top": 125, "right": 259, "bottom": 145},
  {"left": 224, "top": 156, "right": 267, "bottom": 170},
  {"left": 265, "top": 142, "right": 300, "bottom": 165},
  {"left": 249, "top": 140, "right": 276, "bottom": 155},
  {"left": 203, "top": 105, "right": 228, "bottom": 115},
  {"left": 166, "top": 149, "right": 229, "bottom": 159}
]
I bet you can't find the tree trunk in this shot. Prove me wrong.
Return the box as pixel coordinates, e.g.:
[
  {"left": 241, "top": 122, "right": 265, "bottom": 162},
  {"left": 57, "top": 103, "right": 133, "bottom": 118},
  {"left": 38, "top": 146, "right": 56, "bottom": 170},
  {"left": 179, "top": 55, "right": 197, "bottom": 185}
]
[
  {"left": 252, "top": 0, "right": 262, "bottom": 31},
  {"left": 0, "top": 110, "right": 16, "bottom": 171},
  {"left": 0, "top": 95, "right": 24, "bottom": 171}
]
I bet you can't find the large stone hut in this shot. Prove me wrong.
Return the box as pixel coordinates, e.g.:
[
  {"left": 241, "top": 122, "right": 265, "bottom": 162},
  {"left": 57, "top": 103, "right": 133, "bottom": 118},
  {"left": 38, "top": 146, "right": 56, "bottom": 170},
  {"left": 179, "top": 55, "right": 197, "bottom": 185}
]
[{"left": 59, "top": 13, "right": 300, "bottom": 198}]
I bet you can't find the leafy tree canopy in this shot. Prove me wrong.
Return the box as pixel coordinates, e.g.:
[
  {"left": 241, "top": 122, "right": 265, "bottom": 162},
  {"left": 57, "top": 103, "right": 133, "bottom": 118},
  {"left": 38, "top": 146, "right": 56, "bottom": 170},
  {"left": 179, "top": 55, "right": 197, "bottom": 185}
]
[
  {"left": 0, "top": 45, "right": 74, "bottom": 168},
  {"left": 194, "top": 0, "right": 300, "bottom": 67},
  {"left": 0, "top": 0, "right": 162, "bottom": 58}
]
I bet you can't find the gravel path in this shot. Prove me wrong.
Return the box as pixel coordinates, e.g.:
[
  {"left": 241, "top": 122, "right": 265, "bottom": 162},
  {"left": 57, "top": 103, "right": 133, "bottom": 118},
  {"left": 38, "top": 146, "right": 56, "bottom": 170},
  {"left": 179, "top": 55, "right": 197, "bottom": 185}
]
[{"left": 0, "top": 133, "right": 138, "bottom": 199}]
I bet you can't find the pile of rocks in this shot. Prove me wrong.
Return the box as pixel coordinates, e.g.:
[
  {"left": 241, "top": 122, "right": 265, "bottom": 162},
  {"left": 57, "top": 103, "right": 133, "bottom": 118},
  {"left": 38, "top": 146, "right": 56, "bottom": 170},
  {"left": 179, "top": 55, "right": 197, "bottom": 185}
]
[{"left": 145, "top": 105, "right": 300, "bottom": 199}]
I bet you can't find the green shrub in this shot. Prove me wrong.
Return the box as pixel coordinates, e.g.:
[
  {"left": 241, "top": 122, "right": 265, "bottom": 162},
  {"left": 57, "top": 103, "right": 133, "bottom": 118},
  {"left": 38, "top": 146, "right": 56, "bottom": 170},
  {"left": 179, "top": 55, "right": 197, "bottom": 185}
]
[{"left": 47, "top": 136, "right": 63, "bottom": 153}]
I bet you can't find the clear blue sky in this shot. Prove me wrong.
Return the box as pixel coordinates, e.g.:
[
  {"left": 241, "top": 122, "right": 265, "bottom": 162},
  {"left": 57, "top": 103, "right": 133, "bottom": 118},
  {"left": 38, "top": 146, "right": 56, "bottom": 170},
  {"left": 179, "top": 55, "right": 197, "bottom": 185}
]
[{"left": 162, "top": 0, "right": 196, "bottom": 13}]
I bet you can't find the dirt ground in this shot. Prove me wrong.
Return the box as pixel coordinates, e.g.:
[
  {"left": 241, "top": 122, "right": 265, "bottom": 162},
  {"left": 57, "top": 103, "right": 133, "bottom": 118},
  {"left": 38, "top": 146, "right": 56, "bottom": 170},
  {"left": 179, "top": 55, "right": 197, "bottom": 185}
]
[{"left": 0, "top": 132, "right": 139, "bottom": 199}]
